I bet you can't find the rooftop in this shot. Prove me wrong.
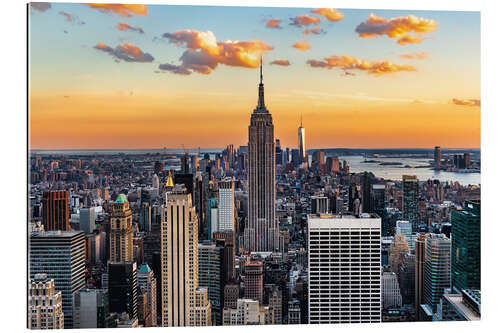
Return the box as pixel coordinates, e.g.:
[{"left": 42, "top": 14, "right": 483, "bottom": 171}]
[{"left": 114, "top": 193, "right": 128, "bottom": 204}]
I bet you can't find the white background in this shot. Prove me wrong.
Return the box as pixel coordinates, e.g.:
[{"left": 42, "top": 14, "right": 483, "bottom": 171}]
[{"left": 1, "top": 0, "right": 497, "bottom": 332}]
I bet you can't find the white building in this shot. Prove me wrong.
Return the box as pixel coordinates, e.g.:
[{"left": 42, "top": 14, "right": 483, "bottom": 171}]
[
  {"left": 308, "top": 213, "right": 382, "bottom": 324},
  {"left": 222, "top": 299, "right": 272, "bottom": 325},
  {"left": 382, "top": 272, "right": 402, "bottom": 309},
  {"left": 28, "top": 274, "right": 64, "bottom": 329},
  {"left": 218, "top": 178, "right": 235, "bottom": 232}
]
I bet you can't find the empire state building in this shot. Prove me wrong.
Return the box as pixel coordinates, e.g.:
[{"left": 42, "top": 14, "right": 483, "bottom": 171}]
[{"left": 244, "top": 61, "right": 279, "bottom": 252}]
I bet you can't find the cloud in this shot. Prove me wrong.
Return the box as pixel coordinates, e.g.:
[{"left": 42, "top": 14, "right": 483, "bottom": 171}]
[
  {"left": 306, "top": 55, "right": 416, "bottom": 75},
  {"left": 266, "top": 19, "right": 282, "bottom": 29},
  {"left": 30, "top": 2, "right": 51, "bottom": 12},
  {"left": 400, "top": 51, "right": 429, "bottom": 60},
  {"left": 85, "top": 3, "right": 148, "bottom": 17},
  {"left": 355, "top": 13, "right": 437, "bottom": 45},
  {"left": 59, "top": 11, "right": 85, "bottom": 25},
  {"left": 451, "top": 98, "right": 480, "bottom": 107},
  {"left": 303, "top": 25, "right": 326, "bottom": 35},
  {"left": 293, "top": 40, "right": 311, "bottom": 51},
  {"left": 117, "top": 22, "right": 144, "bottom": 34},
  {"left": 160, "top": 29, "right": 273, "bottom": 75},
  {"left": 290, "top": 14, "right": 321, "bottom": 27},
  {"left": 270, "top": 59, "right": 291, "bottom": 66},
  {"left": 94, "top": 42, "right": 154, "bottom": 62},
  {"left": 310, "top": 8, "right": 344, "bottom": 22}
]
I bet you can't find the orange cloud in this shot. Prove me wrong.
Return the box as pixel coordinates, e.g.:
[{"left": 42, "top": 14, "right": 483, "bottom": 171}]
[
  {"left": 116, "top": 22, "right": 144, "bottom": 33},
  {"left": 290, "top": 14, "right": 321, "bottom": 27},
  {"left": 355, "top": 13, "right": 437, "bottom": 45},
  {"left": 293, "top": 40, "right": 311, "bottom": 51},
  {"left": 86, "top": 3, "right": 148, "bottom": 17},
  {"left": 311, "top": 8, "right": 344, "bottom": 22},
  {"left": 307, "top": 55, "right": 416, "bottom": 75},
  {"left": 58, "top": 11, "right": 85, "bottom": 25},
  {"left": 270, "top": 59, "right": 291, "bottom": 66},
  {"left": 266, "top": 19, "right": 282, "bottom": 29},
  {"left": 451, "top": 98, "right": 480, "bottom": 107},
  {"left": 160, "top": 30, "right": 273, "bottom": 75},
  {"left": 303, "top": 25, "right": 325, "bottom": 35},
  {"left": 94, "top": 42, "right": 154, "bottom": 62},
  {"left": 400, "top": 51, "right": 429, "bottom": 60}
]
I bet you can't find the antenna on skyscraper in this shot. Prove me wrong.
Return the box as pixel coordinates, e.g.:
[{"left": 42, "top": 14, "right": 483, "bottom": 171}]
[{"left": 260, "top": 55, "right": 263, "bottom": 84}]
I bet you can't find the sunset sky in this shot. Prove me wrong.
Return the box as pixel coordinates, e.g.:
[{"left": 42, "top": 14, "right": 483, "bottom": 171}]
[{"left": 29, "top": 3, "right": 480, "bottom": 149}]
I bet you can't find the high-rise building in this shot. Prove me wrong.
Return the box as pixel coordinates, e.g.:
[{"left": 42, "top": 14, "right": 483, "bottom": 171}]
[
  {"left": 224, "top": 284, "right": 239, "bottom": 309},
  {"left": 398, "top": 253, "right": 415, "bottom": 305},
  {"left": 137, "top": 263, "right": 157, "bottom": 327},
  {"left": 388, "top": 234, "right": 409, "bottom": 274},
  {"left": 434, "top": 146, "right": 442, "bottom": 170},
  {"left": 371, "top": 184, "right": 386, "bottom": 216},
  {"left": 382, "top": 272, "right": 402, "bottom": 309},
  {"left": 244, "top": 61, "right": 278, "bottom": 252},
  {"left": 42, "top": 190, "right": 69, "bottom": 231},
  {"left": 414, "top": 233, "right": 427, "bottom": 318},
  {"left": 140, "top": 202, "right": 152, "bottom": 233},
  {"left": 311, "top": 196, "right": 329, "bottom": 214},
  {"left": 191, "top": 288, "right": 212, "bottom": 326},
  {"left": 311, "top": 150, "right": 325, "bottom": 169},
  {"left": 109, "top": 194, "right": 133, "bottom": 262},
  {"left": 161, "top": 188, "right": 211, "bottom": 327},
  {"left": 307, "top": 213, "right": 382, "bottom": 324},
  {"left": 28, "top": 273, "right": 65, "bottom": 329},
  {"left": 218, "top": 178, "right": 235, "bottom": 232},
  {"left": 275, "top": 139, "right": 283, "bottom": 165},
  {"left": 423, "top": 234, "right": 451, "bottom": 312},
  {"left": 298, "top": 116, "right": 306, "bottom": 165},
  {"left": 79, "top": 207, "right": 96, "bottom": 234},
  {"left": 73, "top": 289, "right": 109, "bottom": 328},
  {"left": 244, "top": 260, "right": 264, "bottom": 304},
  {"left": 402, "top": 175, "right": 419, "bottom": 228},
  {"left": 198, "top": 242, "right": 225, "bottom": 325},
  {"left": 451, "top": 200, "right": 480, "bottom": 293},
  {"left": 108, "top": 261, "right": 138, "bottom": 320},
  {"left": 29, "top": 231, "right": 86, "bottom": 328}
]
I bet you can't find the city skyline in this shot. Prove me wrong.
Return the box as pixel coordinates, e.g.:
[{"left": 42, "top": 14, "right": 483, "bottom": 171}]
[{"left": 29, "top": 3, "right": 480, "bottom": 150}]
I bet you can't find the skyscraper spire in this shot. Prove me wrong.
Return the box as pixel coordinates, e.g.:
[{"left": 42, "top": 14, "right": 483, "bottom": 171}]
[{"left": 255, "top": 56, "right": 267, "bottom": 112}]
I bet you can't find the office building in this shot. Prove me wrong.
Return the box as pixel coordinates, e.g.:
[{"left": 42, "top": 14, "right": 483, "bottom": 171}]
[
  {"left": 308, "top": 213, "right": 382, "bottom": 324},
  {"left": 222, "top": 299, "right": 272, "bottom": 325},
  {"left": 402, "top": 175, "right": 419, "bottom": 228},
  {"left": 137, "top": 263, "right": 157, "bottom": 327},
  {"left": 42, "top": 190, "right": 69, "bottom": 231},
  {"left": 191, "top": 288, "right": 212, "bottom": 326},
  {"left": 139, "top": 202, "right": 152, "bottom": 233},
  {"left": 79, "top": 207, "right": 96, "bottom": 234},
  {"left": 434, "top": 146, "right": 442, "bottom": 170},
  {"left": 218, "top": 178, "right": 235, "bottom": 232},
  {"left": 109, "top": 194, "right": 133, "bottom": 262},
  {"left": 414, "top": 233, "right": 427, "bottom": 318},
  {"left": 108, "top": 261, "right": 138, "bottom": 320},
  {"left": 244, "top": 260, "right": 264, "bottom": 303},
  {"left": 244, "top": 61, "right": 279, "bottom": 252},
  {"left": 382, "top": 272, "right": 402, "bottom": 309},
  {"left": 198, "top": 242, "right": 225, "bottom": 325},
  {"left": 73, "top": 289, "right": 109, "bottom": 328},
  {"left": 288, "top": 300, "right": 301, "bottom": 324},
  {"left": 161, "top": 188, "right": 211, "bottom": 326},
  {"left": 423, "top": 234, "right": 451, "bottom": 312},
  {"left": 311, "top": 196, "right": 329, "bottom": 214},
  {"left": 224, "top": 284, "right": 239, "bottom": 309},
  {"left": 28, "top": 273, "right": 65, "bottom": 329},
  {"left": 451, "top": 200, "right": 480, "bottom": 293},
  {"left": 29, "top": 231, "right": 86, "bottom": 328}
]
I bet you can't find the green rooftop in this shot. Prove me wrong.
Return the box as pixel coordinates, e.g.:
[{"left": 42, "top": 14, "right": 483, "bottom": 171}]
[
  {"left": 114, "top": 193, "right": 128, "bottom": 204},
  {"left": 138, "top": 263, "right": 152, "bottom": 273}
]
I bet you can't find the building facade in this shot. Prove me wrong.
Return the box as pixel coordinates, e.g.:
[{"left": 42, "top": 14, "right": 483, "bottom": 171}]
[
  {"left": 109, "top": 194, "right": 133, "bottom": 262},
  {"left": 42, "top": 190, "right": 69, "bottom": 231},
  {"left": 28, "top": 273, "right": 65, "bottom": 329}
]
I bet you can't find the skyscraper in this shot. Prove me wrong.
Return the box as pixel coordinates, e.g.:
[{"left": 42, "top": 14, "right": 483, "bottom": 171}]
[
  {"left": 42, "top": 190, "right": 69, "bottom": 231},
  {"left": 402, "top": 175, "right": 419, "bottom": 229},
  {"left": 108, "top": 261, "right": 138, "bottom": 320},
  {"left": 161, "top": 188, "right": 211, "bottom": 327},
  {"left": 79, "top": 207, "right": 96, "bottom": 234},
  {"left": 298, "top": 115, "right": 306, "bottom": 165},
  {"left": 423, "top": 234, "right": 451, "bottom": 312},
  {"left": 30, "top": 231, "right": 86, "bottom": 328},
  {"left": 198, "top": 242, "right": 225, "bottom": 325},
  {"left": 434, "top": 146, "right": 442, "bottom": 170},
  {"left": 218, "top": 178, "right": 235, "bottom": 232},
  {"left": 414, "top": 233, "right": 427, "bottom": 319},
  {"left": 451, "top": 200, "right": 480, "bottom": 293},
  {"left": 244, "top": 260, "right": 264, "bottom": 304},
  {"left": 137, "top": 263, "right": 158, "bottom": 327},
  {"left": 73, "top": 289, "right": 110, "bottom": 328},
  {"left": 109, "top": 194, "right": 133, "bottom": 262},
  {"left": 307, "top": 213, "right": 382, "bottom": 324},
  {"left": 245, "top": 61, "right": 278, "bottom": 252}
]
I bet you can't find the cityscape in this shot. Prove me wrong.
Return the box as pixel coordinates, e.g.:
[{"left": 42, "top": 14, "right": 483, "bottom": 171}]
[{"left": 28, "top": 2, "right": 480, "bottom": 329}]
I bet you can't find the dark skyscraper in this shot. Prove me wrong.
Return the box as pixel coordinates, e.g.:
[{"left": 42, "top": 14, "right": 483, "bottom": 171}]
[
  {"left": 434, "top": 146, "right": 441, "bottom": 170},
  {"left": 402, "top": 175, "right": 419, "bottom": 228},
  {"left": 108, "top": 261, "right": 138, "bottom": 320},
  {"left": 275, "top": 139, "right": 282, "bottom": 165},
  {"left": 451, "top": 200, "right": 480, "bottom": 293},
  {"left": 42, "top": 190, "right": 69, "bottom": 231},
  {"left": 244, "top": 60, "right": 278, "bottom": 252}
]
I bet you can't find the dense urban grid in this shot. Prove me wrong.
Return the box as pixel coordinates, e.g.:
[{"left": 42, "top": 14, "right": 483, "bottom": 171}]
[{"left": 28, "top": 65, "right": 480, "bottom": 328}]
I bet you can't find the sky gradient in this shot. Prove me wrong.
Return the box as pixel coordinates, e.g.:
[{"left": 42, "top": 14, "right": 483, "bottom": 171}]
[{"left": 29, "top": 3, "right": 481, "bottom": 149}]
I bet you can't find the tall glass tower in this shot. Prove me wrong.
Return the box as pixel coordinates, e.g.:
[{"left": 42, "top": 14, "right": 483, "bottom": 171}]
[
  {"left": 298, "top": 116, "right": 306, "bottom": 165},
  {"left": 244, "top": 60, "right": 278, "bottom": 252}
]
